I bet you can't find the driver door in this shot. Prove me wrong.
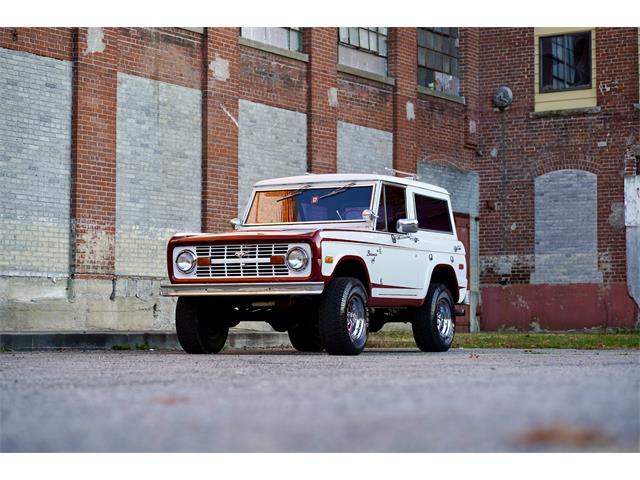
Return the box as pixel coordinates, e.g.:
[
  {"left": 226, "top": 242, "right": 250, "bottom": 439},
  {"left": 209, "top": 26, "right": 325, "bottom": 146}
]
[{"left": 368, "top": 183, "right": 422, "bottom": 299}]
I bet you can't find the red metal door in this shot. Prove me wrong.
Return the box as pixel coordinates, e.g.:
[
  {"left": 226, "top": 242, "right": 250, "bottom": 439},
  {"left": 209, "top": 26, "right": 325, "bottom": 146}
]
[{"left": 454, "top": 213, "right": 470, "bottom": 332}]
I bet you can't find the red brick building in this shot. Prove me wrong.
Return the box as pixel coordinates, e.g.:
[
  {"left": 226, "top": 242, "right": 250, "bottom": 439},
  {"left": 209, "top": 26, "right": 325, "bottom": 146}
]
[{"left": 0, "top": 27, "right": 638, "bottom": 336}]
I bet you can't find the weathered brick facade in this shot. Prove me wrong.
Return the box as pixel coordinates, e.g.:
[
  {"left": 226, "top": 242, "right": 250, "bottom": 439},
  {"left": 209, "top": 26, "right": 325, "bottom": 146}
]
[
  {"left": 0, "top": 27, "right": 638, "bottom": 334},
  {"left": 477, "top": 27, "right": 639, "bottom": 330}
]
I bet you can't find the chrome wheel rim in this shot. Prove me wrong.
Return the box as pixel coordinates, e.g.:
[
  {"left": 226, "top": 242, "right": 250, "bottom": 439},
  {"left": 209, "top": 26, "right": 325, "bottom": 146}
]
[
  {"left": 346, "top": 294, "right": 366, "bottom": 342},
  {"left": 436, "top": 298, "right": 454, "bottom": 343}
]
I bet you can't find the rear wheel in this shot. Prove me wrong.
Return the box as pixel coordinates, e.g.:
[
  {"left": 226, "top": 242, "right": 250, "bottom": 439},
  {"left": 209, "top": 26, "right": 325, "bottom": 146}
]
[
  {"left": 175, "top": 297, "right": 229, "bottom": 354},
  {"left": 319, "top": 277, "right": 368, "bottom": 355},
  {"left": 411, "top": 283, "right": 455, "bottom": 352}
]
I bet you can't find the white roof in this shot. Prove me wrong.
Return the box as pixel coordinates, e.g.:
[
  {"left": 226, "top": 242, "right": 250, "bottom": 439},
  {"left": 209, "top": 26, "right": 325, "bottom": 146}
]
[{"left": 254, "top": 173, "right": 449, "bottom": 195}]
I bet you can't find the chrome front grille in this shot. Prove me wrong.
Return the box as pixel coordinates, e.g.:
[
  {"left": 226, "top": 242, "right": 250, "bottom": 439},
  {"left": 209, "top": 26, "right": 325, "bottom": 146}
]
[{"left": 195, "top": 243, "right": 290, "bottom": 278}]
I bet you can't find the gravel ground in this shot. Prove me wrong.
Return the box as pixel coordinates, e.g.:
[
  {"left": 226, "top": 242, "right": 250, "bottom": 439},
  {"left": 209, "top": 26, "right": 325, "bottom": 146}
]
[{"left": 0, "top": 349, "right": 638, "bottom": 452}]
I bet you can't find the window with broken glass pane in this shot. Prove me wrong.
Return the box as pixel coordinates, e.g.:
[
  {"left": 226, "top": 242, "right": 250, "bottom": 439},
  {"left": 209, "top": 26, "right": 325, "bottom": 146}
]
[
  {"left": 241, "top": 27, "right": 302, "bottom": 52},
  {"left": 338, "top": 27, "right": 388, "bottom": 57},
  {"left": 417, "top": 27, "right": 460, "bottom": 96},
  {"left": 539, "top": 32, "right": 591, "bottom": 92}
]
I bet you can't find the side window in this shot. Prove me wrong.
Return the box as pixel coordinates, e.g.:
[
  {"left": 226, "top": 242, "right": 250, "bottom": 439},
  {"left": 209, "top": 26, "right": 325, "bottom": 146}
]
[
  {"left": 415, "top": 194, "right": 453, "bottom": 233},
  {"left": 376, "top": 184, "right": 407, "bottom": 233}
]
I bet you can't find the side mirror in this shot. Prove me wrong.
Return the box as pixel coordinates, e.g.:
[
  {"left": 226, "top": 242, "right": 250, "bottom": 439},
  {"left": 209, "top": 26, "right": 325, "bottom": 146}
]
[
  {"left": 230, "top": 218, "right": 241, "bottom": 230},
  {"left": 362, "top": 209, "right": 378, "bottom": 223},
  {"left": 396, "top": 218, "right": 418, "bottom": 234}
]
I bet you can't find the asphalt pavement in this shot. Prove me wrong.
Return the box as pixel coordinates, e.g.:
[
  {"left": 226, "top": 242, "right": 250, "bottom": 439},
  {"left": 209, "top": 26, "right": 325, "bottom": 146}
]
[{"left": 1, "top": 348, "right": 638, "bottom": 452}]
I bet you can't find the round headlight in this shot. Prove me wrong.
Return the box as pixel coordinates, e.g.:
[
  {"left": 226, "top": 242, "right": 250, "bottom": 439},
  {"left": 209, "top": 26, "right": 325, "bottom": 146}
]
[
  {"left": 286, "top": 247, "right": 308, "bottom": 271},
  {"left": 176, "top": 250, "right": 196, "bottom": 274}
]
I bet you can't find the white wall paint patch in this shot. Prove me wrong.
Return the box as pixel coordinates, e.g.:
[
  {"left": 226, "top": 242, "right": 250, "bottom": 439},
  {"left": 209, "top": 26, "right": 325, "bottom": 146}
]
[
  {"left": 210, "top": 56, "right": 230, "bottom": 82},
  {"left": 85, "top": 27, "right": 105, "bottom": 54},
  {"left": 327, "top": 87, "right": 338, "bottom": 107},
  {"left": 406, "top": 101, "right": 415, "bottom": 121}
]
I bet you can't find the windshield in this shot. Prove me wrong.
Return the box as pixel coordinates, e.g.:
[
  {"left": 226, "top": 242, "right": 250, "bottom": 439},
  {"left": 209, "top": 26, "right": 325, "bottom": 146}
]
[{"left": 245, "top": 185, "right": 374, "bottom": 224}]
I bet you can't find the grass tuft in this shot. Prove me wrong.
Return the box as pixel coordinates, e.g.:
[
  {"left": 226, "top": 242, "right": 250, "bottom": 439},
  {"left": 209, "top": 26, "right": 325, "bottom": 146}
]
[{"left": 366, "top": 330, "right": 640, "bottom": 350}]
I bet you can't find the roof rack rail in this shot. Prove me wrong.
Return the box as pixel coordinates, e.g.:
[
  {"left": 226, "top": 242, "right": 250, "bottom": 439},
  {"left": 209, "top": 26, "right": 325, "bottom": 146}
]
[{"left": 384, "top": 167, "right": 420, "bottom": 180}]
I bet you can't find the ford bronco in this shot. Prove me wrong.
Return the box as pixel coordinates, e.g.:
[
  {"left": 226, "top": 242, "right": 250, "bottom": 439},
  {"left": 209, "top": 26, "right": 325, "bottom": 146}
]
[{"left": 161, "top": 173, "right": 468, "bottom": 355}]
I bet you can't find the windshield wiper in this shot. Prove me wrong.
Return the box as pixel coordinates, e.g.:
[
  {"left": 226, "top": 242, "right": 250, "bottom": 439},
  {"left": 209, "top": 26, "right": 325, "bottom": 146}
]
[
  {"left": 317, "top": 182, "right": 356, "bottom": 201},
  {"left": 276, "top": 184, "right": 312, "bottom": 202}
]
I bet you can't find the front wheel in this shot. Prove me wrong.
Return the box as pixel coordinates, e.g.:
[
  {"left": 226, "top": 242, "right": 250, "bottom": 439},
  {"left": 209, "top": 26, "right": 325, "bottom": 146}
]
[
  {"left": 175, "top": 297, "right": 229, "bottom": 354},
  {"left": 411, "top": 283, "right": 455, "bottom": 352},
  {"left": 319, "top": 277, "right": 369, "bottom": 355}
]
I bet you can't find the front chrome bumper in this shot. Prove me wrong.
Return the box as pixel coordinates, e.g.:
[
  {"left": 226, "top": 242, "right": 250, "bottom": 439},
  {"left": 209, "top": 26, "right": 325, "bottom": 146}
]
[{"left": 160, "top": 281, "right": 325, "bottom": 297}]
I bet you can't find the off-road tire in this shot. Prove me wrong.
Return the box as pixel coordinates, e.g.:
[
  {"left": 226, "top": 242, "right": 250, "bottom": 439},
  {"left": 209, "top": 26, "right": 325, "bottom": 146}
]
[
  {"left": 175, "top": 297, "right": 229, "bottom": 354},
  {"left": 319, "top": 277, "right": 369, "bottom": 355},
  {"left": 287, "top": 318, "right": 322, "bottom": 352},
  {"left": 411, "top": 283, "right": 455, "bottom": 352}
]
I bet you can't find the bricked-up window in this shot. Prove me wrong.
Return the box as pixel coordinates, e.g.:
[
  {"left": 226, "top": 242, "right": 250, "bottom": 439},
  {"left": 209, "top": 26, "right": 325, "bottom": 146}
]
[
  {"left": 241, "top": 27, "right": 302, "bottom": 52},
  {"left": 417, "top": 27, "right": 460, "bottom": 96},
  {"left": 540, "top": 32, "right": 591, "bottom": 91},
  {"left": 414, "top": 194, "right": 453, "bottom": 234},
  {"left": 339, "top": 27, "right": 388, "bottom": 57}
]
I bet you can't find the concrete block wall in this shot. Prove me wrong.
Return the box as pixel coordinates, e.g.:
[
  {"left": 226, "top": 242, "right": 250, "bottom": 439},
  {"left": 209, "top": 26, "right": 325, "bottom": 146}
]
[
  {"left": 531, "top": 169, "right": 602, "bottom": 284},
  {"left": 238, "top": 100, "right": 307, "bottom": 214},
  {"left": 115, "top": 73, "right": 202, "bottom": 278},
  {"left": 337, "top": 121, "right": 392, "bottom": 175},
  {"left": 0, "top": 47, "right": 72, "bottom": 277}
]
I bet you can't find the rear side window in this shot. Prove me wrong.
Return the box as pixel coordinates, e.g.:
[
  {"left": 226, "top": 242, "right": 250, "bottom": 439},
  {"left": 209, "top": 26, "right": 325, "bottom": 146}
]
[
  {"left": 376, "top": 184, "right": 406, "bottom": 233},
  {"left": 415, "top": 194, "right": 452, "bottom": 233}
]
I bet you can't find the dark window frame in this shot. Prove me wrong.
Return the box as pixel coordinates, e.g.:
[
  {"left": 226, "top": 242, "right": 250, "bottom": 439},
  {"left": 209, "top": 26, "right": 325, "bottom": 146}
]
[
  {"left": 539, "top": 31, "right": 592, "bottom": 93},
  {"left": 413, "top": 193, "right": 454, "bottom": 235},
  {"left": 338, "top": 27, "right": 388, "bottom": 58},
  {"left": 375, "top": 183, "right": 407, "bottom": 234},
  {"left": 417, "top": 27, "right": 460, "bottom": 96}
]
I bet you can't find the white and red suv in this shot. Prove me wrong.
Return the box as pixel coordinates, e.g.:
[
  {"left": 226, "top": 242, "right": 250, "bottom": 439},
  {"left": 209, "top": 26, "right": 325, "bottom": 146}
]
[{"left": 161, "top": 173, "right": 468, "bottom": 355}]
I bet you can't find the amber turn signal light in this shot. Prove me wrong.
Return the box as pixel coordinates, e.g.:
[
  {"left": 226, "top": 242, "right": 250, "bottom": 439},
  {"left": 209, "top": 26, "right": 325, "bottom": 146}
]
[
  {"left": 197, "top": 257, "right": 211, "bottom": 267},
  {"left": 270, "top": 255, "right": 285, "bottom": 265}
]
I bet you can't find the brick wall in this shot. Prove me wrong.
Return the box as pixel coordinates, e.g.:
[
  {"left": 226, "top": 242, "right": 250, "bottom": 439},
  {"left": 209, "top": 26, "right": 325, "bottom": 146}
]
[
  {"left": 239, "top": 44, "right": 307, "bottom": 113},
  {"left": 70, "top": 28, "right": 120, "bottom": 279},
  {"left": 477, "top": 28, "right": 638, "bottom": 286},
  {"left": 118, "top": 28, "right": 202, "bottom": 89},
  {"left": 337, "top": 73, "right": 393, "bottom": 132},
  {"left": 478, "top": 27, "right": 638, "bottom": 329},
  {"left": 388, "top": 28, "right": 417, "bottom": 173},
  {"left": 0, "top": 28, "right": 73, "bottom": 61},
  {"left": 304, "top": 28, "right": 338, "bottom": 174},
  {"left": 0, "top": 47, "right": 73, "bottom": 276},
  {"left": 202, "top": 28, "right": 240, "bottom": 231},
  {"left": 115, "top": 73, "right": 202, "bottom": 277}
]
